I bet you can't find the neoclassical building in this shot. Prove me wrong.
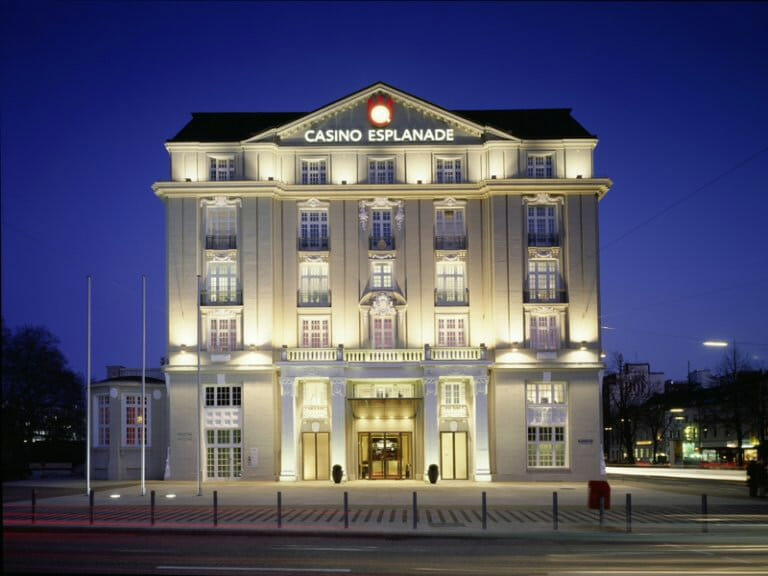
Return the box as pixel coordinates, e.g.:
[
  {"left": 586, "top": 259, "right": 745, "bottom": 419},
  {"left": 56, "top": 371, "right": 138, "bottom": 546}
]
[{"left": 152, "top": 82, "right": 611, "bottom": 482}]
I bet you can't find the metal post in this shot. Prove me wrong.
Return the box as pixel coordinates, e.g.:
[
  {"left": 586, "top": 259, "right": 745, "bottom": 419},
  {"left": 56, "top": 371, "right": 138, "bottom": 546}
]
[
  {"left": 196, "top": 275, "right": 202, "bottom": 497},
  {"left": 86, "top": 276, "right": 92, "bottom": 496},
  {"left": 344, "top": 491, "right": 349, "bottom": 529},
  {"left": 552, "top": 492, "right": 558, "bottom": 531},
  {"left": 31, "top": 489, "right": 36, "bottom": 524},
  {"left": 213, "top": 490, "right": 218, "bottom": 527},
  {"left": 141, "top": 275, "right": 146, "bottom": 497},
  {"left": 702, "top": 493, "right": 708, "bottom": 533},
  {"left": 89, "top": 489, "right": 94, "bottom": 525},
  {"left": 481, "top": 491, "right": 487, "bottom": 530},
  {"left": 150, "top": 490, "right": 155, "bottom": 526},
  {"left": 599, "top": 495, "right": 604, "bottom": 527},
  {"left": 412, "top": 491, "right": 418, "bottom": 530},
  {"left": 277, "top": 491, "right": 282, "bottom": 528},
  {"left": 626, "top": 493, "right": 632, "bottom": 533}
]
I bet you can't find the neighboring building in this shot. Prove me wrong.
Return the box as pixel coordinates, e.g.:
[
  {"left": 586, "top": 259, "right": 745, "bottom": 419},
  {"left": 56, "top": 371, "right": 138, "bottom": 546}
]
[{"left": 153, "top": 82, "right": 611, "bottom": 482}]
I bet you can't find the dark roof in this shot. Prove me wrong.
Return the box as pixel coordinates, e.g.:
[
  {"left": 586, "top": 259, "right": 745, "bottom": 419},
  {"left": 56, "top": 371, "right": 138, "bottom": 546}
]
[
  {"left": 95, "top": 375, "right": 165, "bottom": 385},
  {"left": 168, "top": 108, "right": 594, "bottom": 143}
]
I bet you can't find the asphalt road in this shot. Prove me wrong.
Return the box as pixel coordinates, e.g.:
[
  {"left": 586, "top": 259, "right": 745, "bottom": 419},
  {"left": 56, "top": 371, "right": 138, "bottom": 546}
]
[{"left": 4, "top": 531, "right": 768, "bottom": 575}]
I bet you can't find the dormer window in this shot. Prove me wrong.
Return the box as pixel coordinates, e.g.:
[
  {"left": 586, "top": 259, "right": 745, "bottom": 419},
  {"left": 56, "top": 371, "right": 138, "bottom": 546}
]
[
  {"left": 436, "top": 158, "right": 462, "bottom": 184},
  {"left": 301, "top": 159, "right": 327, "bottom": 185},
  {"left": 368, "top": 158, "right": 395, "bottom": 184},
  {"left": 209, "top": 156, "right": 235, "bottom": 181},
  {"left": 527, "top": 153, "right": 553, "bottom": 178}
]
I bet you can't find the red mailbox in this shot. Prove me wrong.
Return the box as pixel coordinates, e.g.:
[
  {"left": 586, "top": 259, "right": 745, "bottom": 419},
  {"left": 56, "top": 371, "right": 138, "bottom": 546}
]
[{"left": 588, "top": 480, "right": 611, "bottom": 509}]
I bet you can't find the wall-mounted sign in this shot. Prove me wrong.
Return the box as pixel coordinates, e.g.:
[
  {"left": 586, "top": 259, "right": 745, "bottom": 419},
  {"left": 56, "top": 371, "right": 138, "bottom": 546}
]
[
  {"left": 577, "top": 438, "right": 594, "bottom": 445},
  {"left": 368, "top": 95, "right": 393, "bottom": 127}
]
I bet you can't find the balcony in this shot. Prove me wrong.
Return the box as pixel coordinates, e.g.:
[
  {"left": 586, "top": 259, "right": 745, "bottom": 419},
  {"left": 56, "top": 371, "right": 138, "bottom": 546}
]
[
  {"left": 524, "top": 289, "right": 568, "bottom": 304},
  {"left": 297, "top": 290, "right": 331, "bottom": 307},
  {"left": 435, "top": 235, "right": 467, "bottom": 250},
  {"left": 200, "top": 289, "right": 242, "bottom": 306},
  {"left": 298, "top": 237, "right": 329, "bottom": 251},
  {"left": 440, "top": 404, "right": 469, "bottom": 418},
  {"left": 435, "top": 288, "right": 469, "bottom": 306},
  {"left": 206, "top": 235, "right": 237, "bottom": 250},
  {"left": 527, "top": 233, "right": 559, "bottom": 247},
  {"left": 280, "top": 344, "right": 488, "bottom": 363},
  {"left": 369, "top": 235, "right": 395, "bottom": 250}
]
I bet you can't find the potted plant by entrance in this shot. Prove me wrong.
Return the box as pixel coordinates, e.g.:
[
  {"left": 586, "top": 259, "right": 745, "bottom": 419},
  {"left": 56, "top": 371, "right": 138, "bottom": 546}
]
[
  {"left": 427, "top": 464, "right": 439, "bottom": 484},
  {"left": 332, "top": 464, "right": 343, "bottom": 484}
]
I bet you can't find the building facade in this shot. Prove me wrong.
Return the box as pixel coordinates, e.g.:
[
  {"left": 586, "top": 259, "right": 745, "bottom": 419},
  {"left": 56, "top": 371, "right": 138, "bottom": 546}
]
[{"left": 153, "top": 83, "right": 611, "bottom": 482}]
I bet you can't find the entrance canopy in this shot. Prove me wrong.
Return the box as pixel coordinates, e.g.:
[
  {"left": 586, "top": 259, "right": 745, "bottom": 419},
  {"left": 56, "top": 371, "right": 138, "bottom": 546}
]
[{"left": 348, "top": 398, "right": 420, "bottom": 420}]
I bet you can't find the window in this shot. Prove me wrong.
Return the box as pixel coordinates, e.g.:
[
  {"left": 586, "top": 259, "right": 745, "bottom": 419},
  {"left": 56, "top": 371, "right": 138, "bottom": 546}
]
[
  {"left": 442, "top": 381, "right": 465, "bottom": 405},
  {"left": 372, "top": 316, "right": 394, "bottom": 349},
  {"left": 527, "top": 154, "right": 553, "bottom": 178},
  {"left": 205, "top": 204, "right": 237, "bottom": 249},
  {"left": 436, "top": 158, "right": 462, "bottom": 183},
  {"left": 299, "top": 210, "right": 329, "bottom": 250},
  {"left": 436, "top": 260, "right": 467, "bottom": 304},
  {"left": 206, "top": 428, "right": 242, "bottom": 479},
  {"left": 528, "top": 259, "right": 560, "bottom": 302},
  {"left": 210, "top": 157, "right": 235, "bottom": 181},
  {"left": 123, "top": 394, "right": 150, "bottom": 447},
  {"left": 209, "top": 317, "right": 238, "bottom": 353},
  {"left": 300, "top": 159, "right": 327, "bottom": 185},
  {"left": 370, "top": 210, "right": 394, "bottom": 249},
  {"left": 95, "top": 395, "right": 110, "bottom": 447},
  {"left": 527, "top": 205, "right": 558, "bottom": 246},
  {"left": 437, "top": 316, "right": 467, "bottom": 347},
  {"left": 205, "top": 258, "right": 239, "bottom": 304},
  {"left": 435, "top": 208, "right": 466, "bottom": 250},
  {"left": 371, "top": 260, "right": 393, "bottom": 289},
  {"left": 205, "top": 385, "right": 242, "bottom": 407},
  {"left": 300, "top": 317, "right": 330, "bottom": 348},
  {"left": 299, "top": 261, "right": 329, "bottom": 306},
  {"left": 526, "top": 382, "right": 567, "bottom": 468},
  {"left": 530, "top": 315, "right": 559, "bottom": 351},
  {"left": 369, "top": 159, "right": 395, "bottom": 184}
]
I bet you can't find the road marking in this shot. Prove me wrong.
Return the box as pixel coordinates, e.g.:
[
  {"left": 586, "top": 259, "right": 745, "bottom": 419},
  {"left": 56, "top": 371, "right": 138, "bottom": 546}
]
[
  {"left": 551, "top": 571, "right": 768, "bottom": 575},
  {"left": 157, "top": 567, "right": 351, "bottom": 573}
]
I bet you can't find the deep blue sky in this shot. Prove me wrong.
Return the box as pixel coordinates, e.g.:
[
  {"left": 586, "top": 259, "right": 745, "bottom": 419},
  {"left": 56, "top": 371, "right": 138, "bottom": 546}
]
[{"left": 2, "top": 1, "right": 767, "bottom": 381}]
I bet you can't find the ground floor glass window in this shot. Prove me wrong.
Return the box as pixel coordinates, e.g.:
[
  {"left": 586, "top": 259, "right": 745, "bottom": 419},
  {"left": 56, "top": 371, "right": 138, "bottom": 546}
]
[{"left": 206, "top": 428, "right": 242, "bottom": 479}]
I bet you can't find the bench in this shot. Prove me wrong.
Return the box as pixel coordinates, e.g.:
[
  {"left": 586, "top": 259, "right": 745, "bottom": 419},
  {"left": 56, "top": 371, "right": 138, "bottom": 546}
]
[{"left": 29, "top": 462, "right": 73, "bottom": 479}]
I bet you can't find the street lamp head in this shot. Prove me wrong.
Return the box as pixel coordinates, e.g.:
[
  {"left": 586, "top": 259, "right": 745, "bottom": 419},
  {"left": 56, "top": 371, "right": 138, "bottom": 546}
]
[{"left": 702, "top": 340, "right": 728, "bottom": 348}]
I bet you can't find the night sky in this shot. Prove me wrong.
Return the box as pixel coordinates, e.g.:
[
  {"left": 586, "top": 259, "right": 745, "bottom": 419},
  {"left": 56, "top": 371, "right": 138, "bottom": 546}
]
[{"left": 2, "top": 2, "right": 766, "bottom": 381}]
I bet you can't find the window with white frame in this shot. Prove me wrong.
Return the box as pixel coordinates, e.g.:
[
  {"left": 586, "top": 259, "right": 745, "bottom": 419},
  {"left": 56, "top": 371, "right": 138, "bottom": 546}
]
[
  {"left": 528, "top": 259, "right": 559, "bottom": 301},
  {"left": 527, "top": 154, "right": 553, "bottom": 178},
  {"left": 299, "top": 261, "right": 329, "bottom": 305},
  {"left": 436, "top": 158, "right": 462, "bottom": 183},
  {"left": 209, "top": 157, "right": 235, "bottom": 181},
  {"left": 300, "top": 159, "right": 327, "bottom": 185},
  {"left": 368, "top": 158, "right": 395, "bottom": 184},
  {"left": 436, "top": 260, "right": 467, "bottom": 304},
  {"left": 529, "top": 314, "right": 559, "bottom": 351},
  {"left": 371, "top": 316, "right": 395, "bottom": 349},
  {"left": 370, "top": 209, "right": 393, "bottom": 248},
  {"left": 95, "top": 395, "right": 110, "bottom": 447},
  {"left": 441, "top": 381, "right": 465, "bottom": 405},
  {"left": 526, "top": 382, "right": 567, "bottom": 468},
  {"left": 371, "top": 260, "right": 394, "bottom": 289},
  {"left": 435, "top": 207, "right": 466, "bottom": 249},
  {"left": 300, "top": 316, "right": 330, "bottom": 348},
  {"left": 299, "top": 210, "right": 329, "bottom": 250},
  {"left": 205, "top": 385, "right": 242, "bottom": 407},
  {"left": 205, "top": 204, "right": 237, "bottom": 249},
  {"left": 206, "top": 428, "right": 242, "bottom": 479},
  {"left": 527, "top": 205, "right": 558, "bottom": 246},
  {"left": 436, "top": 316, "right": 467, "bottom": 347},
  {"left": 122, "top": 394, "right": 150, "bottom": 447},
  {"left": 303, "top": 381, "right": 327, "bottom": 407},
  {"left": 205, "top": 257, "right": 239, "bottom": 304},
  {"left": 208, "top": 316, "right": 239, "bottom": 353}
]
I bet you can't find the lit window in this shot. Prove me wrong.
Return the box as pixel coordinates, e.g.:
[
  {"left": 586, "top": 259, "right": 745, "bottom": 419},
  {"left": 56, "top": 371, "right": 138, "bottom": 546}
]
[
  {"left": 123, "top": 394, "right": 150, "bottom": 447},
  {"left": 301, "top": 160, "right": 327, "bottom": 185},
  {"left": 299, "top": 210, "right": 329, "bottom": 250},
  {"left": 206, "top": 428, "right": 242, "bottom": 479},
  {"left": 436, "top": 316, "right": 467, "bottom": 347},
  {"left": 205, "top": 257, "right": 239, "bottom": 305},
  {"left": 435, "top": 208, "right": 466, "bottom": 250},
  {"left": 527, "top": 154, "right": 553, "bottom": 178},
  {"left": 527, "top": 205, "right": 558, "bottom": 246},
  {"left": 209, "top": 317, "right": 239, "bottom": 353},
  {"left": 371, "top": 316, "right": 394, "bottom": 349},
  {"left": 368, "top": 159, "right": 395, "bottom": 184},
  {"left": 371, "top": 260, "right": 393, "bottom": 289},
  {"left": 436, "top": 158, "right": 462, "bottom": 183},
  {"left": 300, "top": 317, "right": 330, "bottom": 348},
  {"left": 527, "top": 259, "right": 560, "bottom": 302},
  {"left": 529, "top": 315, "right": 559, "bottom": 351},
  {"left": 205, "top": 204, "right": 237, "bottom": 249},
  {"left": 527, "top": 382, "right": 567, "bottom": 468},
  {"left": 95, "top": 395, "right": 110, "bottom": 447},
  {"left": 370, "top": 210, "right": 393, "bottom": 249},
  {"left": 442, "top": 381, "right": 465, "bottom": 405},
  {"left": 299, "top": 261, "right": 330, "bottom": 306},
  {"left": 209, "top": 157, "right": 235, "bottom": 181},
  {"left": 436, "top": 260, "right": 467, "bottom": 305}
]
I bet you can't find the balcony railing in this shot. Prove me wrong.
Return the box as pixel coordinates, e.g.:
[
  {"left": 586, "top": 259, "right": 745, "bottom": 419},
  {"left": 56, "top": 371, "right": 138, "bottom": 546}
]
[
  {"left": 435, "top": 235, "right": 467, "bottom": 250},
  {"left": 429, "top": 347, "right": 486, "bottom": 361},
  {"left": 435, "top": 288, "right": 469, "bottom": 306},
  {"left": 524, "top": 289, "right": 568, "bottom": 304},
  {"left": 302, "top": 404, "right": 328, "bottom": 419},
  {"left": 440, "top": 404, "right": 469, "bottom": 418},
  {"left": 280, "top": 344, "right": 487, "bottom": 363},
  {"left": 345, "top": 349, "right": 424, "bottom": 363},
  {"left": 206, "top": 235, "right": 238, "bottom": 250},
  {"left": 200, "top": 289, "right": 242, "bottom": 306},
  {"left": 369, "top": 235, "right": 395, "bottom": 250},
  {"left": 297, "top": 290, "right": 331, "bottom": 307},
  {"left": 527, "top": 233, "right": 559, "bottom": 247},
  {"left": 298, "top": 237, "right": 329, "bottom": 251}
]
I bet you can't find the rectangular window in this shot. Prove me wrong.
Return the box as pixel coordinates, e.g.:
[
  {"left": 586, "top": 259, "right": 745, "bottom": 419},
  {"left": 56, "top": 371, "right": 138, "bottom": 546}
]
[
  {"left": 528, "top": 259, "right": 559, "bottom": 301},
  {"left": 370, "top": 210, "right": 394, "bottom": 249},
  {"left": 299, "top": 210, "right": 329, "bottom": 250},
  {"left": 206, "top": 428, "right": 242, "bottom": 479},
  {"left": 210, "top": 157, "right": 235, "bottom": 181},
  {"left": 527, "top": 205, "right": 558, "bottom": 246},
  {"left": 530, "top": 315, "right": 559, "bottom": 351},
  {"left": 205, "top": 258, "right": 239, "bottom": 304},
  {"left": 300, "top": 317, "right": 330, "bottom": 348},
  {"left": 299, "top": 261, "right": 330, "bottom": 306},
  {"left": 205, "top": 204, "right": 237, "bottom": 249},
  {"left": 204, "top": 385, "right": 242, "bottom": 407},
  {"left": 123, "top": 394, "right": 150, "bottom": 447},
  {"left": 436, "top": 158, "right": 462, "bottom": 183},
  {"left": 435, "top": 208, "right": 466, "bottom": 250},
  {"left": 368, "top": 159, "right": 395, "bottom": 184},
  {"left": 300, "top": 159, "right": 327, "bottom": 185},
  {"left": 209, "top": 317, "right": 238, "bottom": 353},
  {"left": 436, "top": 316, "right": 467, "bottom": 347},
  {"left": 371, "top": 260, "right": 393, "bottom": 289},
  {"left": 442, "top": 381, "right": 465, "bottom": 405},
  {"left": 526, "top": 382, "right": 567, "bottom": 468},
  {"left": 527, "top": 154, "right": 553, "bottom": 178},
  {"left": 96, "top": 395, "right": 110, "bottom": 447},
  {"left": 435, "top": 260, "right": 467, "bottom": 304},
  {"left": 372, "top": 316, "right": 394, "bottom": 349}
]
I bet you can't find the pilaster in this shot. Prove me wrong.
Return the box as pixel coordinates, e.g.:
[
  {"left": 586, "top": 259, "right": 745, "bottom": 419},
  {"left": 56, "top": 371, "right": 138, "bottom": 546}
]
[
  {"left": 279, "top": 377, "right": 297, "bottom": 481},
  {"left": 330, "top": 377, "right": 347, "bottom": 480},
  {"left": 423, "top": 376, "right": 439, "bottom": 481},
  {"left": 473, "top": 374, "right": 492, "bottom": 481}
]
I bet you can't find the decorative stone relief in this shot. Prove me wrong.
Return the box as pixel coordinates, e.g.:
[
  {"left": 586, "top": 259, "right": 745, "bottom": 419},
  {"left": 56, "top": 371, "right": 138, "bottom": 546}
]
[
  {"left": 528, "top": 246, "right": 560, "bottom": 260},
  {"left": 474, "top": 375, "right": 489, "bottom": 396},
  {"left": 280, "top": 377, "right": 296, "bottom": 397},
  {"left": 359, "top": 198, "right": 405, "bottom": 231},
  {"left": 371, "top": 293, "right": 396, "bottom": 316},
  {"left": 424, "top": 377, "right": 438, "bottom": 396},
  {"left": 200, "top": 196, "right": 242, "bottom": 208},
  {"left": 331, "top": 377, "right": 346, "bottom": 397},
  {"left": 522, "top": 193, "right": 564, "bottom": 206}
]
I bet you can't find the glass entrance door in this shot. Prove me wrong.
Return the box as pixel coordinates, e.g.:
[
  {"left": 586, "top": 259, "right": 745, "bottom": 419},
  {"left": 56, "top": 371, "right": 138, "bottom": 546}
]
[
  {"left": 358, "top": 432, "right": 411, "bottom": 479},
  {"left": 440, "top": 431, "right": 468, "bottom": 480}
]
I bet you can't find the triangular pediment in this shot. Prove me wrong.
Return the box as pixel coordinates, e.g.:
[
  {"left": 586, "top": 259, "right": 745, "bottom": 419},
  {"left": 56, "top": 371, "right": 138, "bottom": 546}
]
[{"left": 245, "top": 82, "right": 506, "bottom": 146}]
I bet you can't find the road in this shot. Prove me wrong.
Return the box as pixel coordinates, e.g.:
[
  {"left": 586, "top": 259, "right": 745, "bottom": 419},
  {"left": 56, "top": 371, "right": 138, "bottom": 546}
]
[{"left": 4, "top": 531, "right": 768, "bottom": 575}]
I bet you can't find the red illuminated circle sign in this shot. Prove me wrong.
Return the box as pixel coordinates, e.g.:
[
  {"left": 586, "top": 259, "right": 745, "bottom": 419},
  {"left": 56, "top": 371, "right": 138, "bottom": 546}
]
[{"left": 368, "top": 95, "right": 393, "bottom": 127}]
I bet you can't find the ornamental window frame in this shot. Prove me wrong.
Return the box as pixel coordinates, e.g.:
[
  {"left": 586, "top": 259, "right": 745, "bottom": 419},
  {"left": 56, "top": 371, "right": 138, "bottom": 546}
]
[
  {"left": 122, "top": 393, "right": 150, "bottom": 448},
  {"left": 298, "top": 199, "right": 330, "bottom": 250},
  {"left": 526, "top": 381, "right": 568, "bottom": 468},
  {"left": 299, "top": 315, "right": 330, "bottom": 348},
  {"left": 528, "top": 312, "right": 560, "bottom": 351},
  {"left": 526, "top": 152, "right": 554, "bottom": 178},
  {"left": 435, "top": 257, "right": 467, "bottom": 305},
  {"left": 207, "top": 313, "right": 240, "bottom": 353},
  {"left": 299, "top": 259, "right": 330, "bottom": 306},
  {"left": 436, "top": 315, "right": 467, "bottom": 347},
  {"left": 205, "top": 253, "right": 239, "bottom": 303}
]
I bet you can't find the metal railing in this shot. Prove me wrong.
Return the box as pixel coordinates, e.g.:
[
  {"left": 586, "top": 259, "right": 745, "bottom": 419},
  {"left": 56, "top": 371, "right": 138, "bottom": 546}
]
[
  {"left": 527, "top": 233, "right": 559, "bottom": 247},
  {"left": 200, "top": 289, "right": 242, "bottom": 306},
  {"left": 297, "top": 290, "right": 331, "bottom": 307},
  {"left": 298, "top": 237, "right": 329, "bottom": 251},
  {"left": 206, "top": 235, "right": 238, "bottom": 250},
  {"left": 435, "top": 288, "right": 469, "bottom": 306},
  {"left": 435, "top": 235, "right": 467, "bottom": 250},
  {"left": 524, "top": 289, "right": 568, "bottom": 304},
  {"left": 369, "top": 236, "right": 395, "bottom": 250}
]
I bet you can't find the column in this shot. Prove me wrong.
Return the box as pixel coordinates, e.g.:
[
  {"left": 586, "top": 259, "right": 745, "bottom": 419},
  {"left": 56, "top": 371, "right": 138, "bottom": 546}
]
[
  {"left": 279, "top": 377, "right": 297, "bottom": 481},
  {"left": 330, "top": 377, "right": 347, "bottom": 480},
  {"left": 423, "top": 376, "right": 439, "bottom": 481},
  {"left": 473, "top": 374, "right": 492, "bottom": 481}
]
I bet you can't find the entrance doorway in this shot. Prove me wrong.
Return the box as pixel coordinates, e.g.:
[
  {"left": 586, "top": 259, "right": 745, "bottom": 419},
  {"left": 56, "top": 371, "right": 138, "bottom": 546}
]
[
  {"left": 358, "top": 432, "right": 411, "bottom": 479},
  {"left": 440, "top": 431, "right": 468, "bottom": 480},
  {"left": 302, "top": 432, "right": 330, "bottom": 480}
]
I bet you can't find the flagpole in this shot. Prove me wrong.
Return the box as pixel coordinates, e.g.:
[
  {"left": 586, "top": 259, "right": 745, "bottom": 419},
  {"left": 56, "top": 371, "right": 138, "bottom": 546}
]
[
  {"left": 86, "top": 275, "right": 92, "bottom": 496},
  {"left": 141, "top": 275, "right": 146, "bottom": 497},
  {"left": 196, "top": 274, "right": 202, "bottom": 497}
]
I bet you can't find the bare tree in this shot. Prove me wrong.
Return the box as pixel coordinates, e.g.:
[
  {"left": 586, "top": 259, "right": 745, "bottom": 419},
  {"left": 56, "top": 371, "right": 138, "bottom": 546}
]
[
  {"left": 608, "top": 353, "right": 652, "bottom": 464},
  {"left": 640, "top": 392, "right": 672, "bottom": 463},
  {"left": 713, "top": 347, "right": 752, "bottom": 466}
]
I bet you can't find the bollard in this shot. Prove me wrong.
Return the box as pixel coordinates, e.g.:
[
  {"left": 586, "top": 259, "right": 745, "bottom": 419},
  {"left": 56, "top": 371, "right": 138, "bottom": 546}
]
[
  {"left": 482, "top": 491, "right": 487, "bottom": 530},
  {"left": 344, "top": 491, "right": 349, "bottom": 529},
  {"left": 599, "top": 495, "right": 604, "bottom": 527},
  {"left": 150, "top": 490, "right": 155, "bottom": 526},
  {"left": 31, "top": 489, "right": 36, "bottom": 525},
  {"left": 626, "top": 493, "right": 632, "bottom": 533},
  {"left": 701, "top": 494, "right": 708, "bottom": 533},
  {"left": 89, "top": 489, "right": 94, "bottom": 525},
  {"left": 552, "top": 492, "right": 558, "bottom": 531},
  {"left": 412, "top": 491, "right": 418, "bottom": 530},
  {"left": 277, "top": 491, "right": 282, "bottom": 529},
  {"left": 213, "top": 490, "right": 218, "bottom": 527}
]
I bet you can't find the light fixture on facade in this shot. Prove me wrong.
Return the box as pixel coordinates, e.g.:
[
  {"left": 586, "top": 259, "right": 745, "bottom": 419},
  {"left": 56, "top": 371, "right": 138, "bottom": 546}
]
[
  {"left": 491, "top": 175, "right": 497, "bottom": 179},
  {"left": 417, "top": 180, "right": 423, "bottom": 184},
  {"left": 180, "top": 344, "right": 187, "bottom": 353},
  {"left": 109, "top": 493, "right": 121, "bottom": 499},
  {"left": 341, "top": 180, "right": 347, "bottom": 185},
  {"left": 511, "top": 342, "right": 519, "bottom": 352},
  {"left": 580, "top": 341, "right": 587, "bottom": 351},
  {"left": 185, "top": 178, "right": 192, "bottom": 182},
  {"left": 576, "top": 174, "right": 582, "bottom": 179},
  {"left": 268, "top": 176, "right": 274, "bottom": 181}
]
